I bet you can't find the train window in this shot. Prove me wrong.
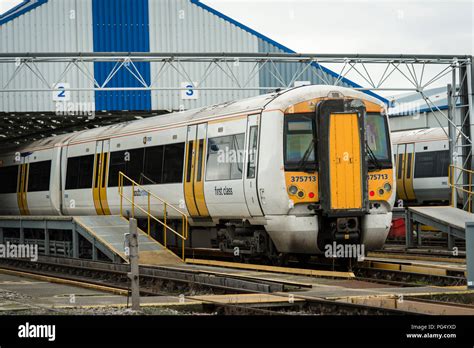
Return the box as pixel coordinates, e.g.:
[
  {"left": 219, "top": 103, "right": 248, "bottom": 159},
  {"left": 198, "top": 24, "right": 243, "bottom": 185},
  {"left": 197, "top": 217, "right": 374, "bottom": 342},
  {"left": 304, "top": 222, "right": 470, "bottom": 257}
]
[
  {"left": 439, "top": 151, "right": 450, "bottom": 176},
  {"left": 284, "top": 114, "right": 316, "bottom": 170},
  {"left": 206, "top": 133, "right": 245, "bottom": 181},
  {"left": 126, "top": 148, "right": 145, "bottom": 184},
  {"left": 66, "top": 155, "right": 94, "bottom": 189},
  {"left": 406, "top": 153, "right": 413, "bottom": 179},
  {"left": 28, "top": 160, "right": 52, "bottom": 192},
  {"left": 162, "top": 143, "right": 185, "bottom": 184},
  {"left": 94, "top": 154, "right": 101, "bottom": 188},
  {"left": 414, "top": 150, "right": 450, "bottom": 178},
  {"left": 247, "top": 126, "right": 258, "bottom": 179},
  {"left": 195, "top": 140, "right": 204, "bottom": 182},
  {"left": 366, "top": 113, "right": 391, "bottom": 167},
  {"left": 143, "top": 146, "right": 163, "bottom": 184},
  {"left": 108, "top": 151, "right": 127, "bottom": 187},
  {"left": 397, "top": 155, "right": 403, "bottom": 179},
  {"left": 186, "top": 141, "right": 194, "bottom": 183},
  {"left": 0, "top": 165, "right": 18, "bottom": 194}
]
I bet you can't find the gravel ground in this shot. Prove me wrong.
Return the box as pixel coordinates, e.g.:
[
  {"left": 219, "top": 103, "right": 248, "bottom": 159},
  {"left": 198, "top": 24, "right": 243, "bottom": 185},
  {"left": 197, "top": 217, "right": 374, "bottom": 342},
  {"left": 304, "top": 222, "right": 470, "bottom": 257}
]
[{"left": 0, "top": 289, "right": 214, "bottom": 315}]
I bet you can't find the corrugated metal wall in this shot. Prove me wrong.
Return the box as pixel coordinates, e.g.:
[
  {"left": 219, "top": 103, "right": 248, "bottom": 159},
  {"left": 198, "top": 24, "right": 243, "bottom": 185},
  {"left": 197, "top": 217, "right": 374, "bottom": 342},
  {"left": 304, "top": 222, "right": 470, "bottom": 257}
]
[
  {"left": 92, "top": 0, "right": 151, "bottom": 111},
  {"left": 149, "top": 0, "right": 260, "bottom": 110},
  {"left": 0, "top": 0, "right": 94, "bottom": 112},
  {"left": 0, "top": 0, "right": 365, "bottom": 113}
]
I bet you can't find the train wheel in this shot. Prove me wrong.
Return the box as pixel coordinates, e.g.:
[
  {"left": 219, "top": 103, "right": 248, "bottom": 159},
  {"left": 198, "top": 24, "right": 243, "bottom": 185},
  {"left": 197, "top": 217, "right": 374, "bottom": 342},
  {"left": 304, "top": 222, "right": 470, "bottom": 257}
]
[
  {"left": 271, "top": 253, "right": 288, "bottom": 267},
  {"left": 295, "top": 254, "right": 310, "bottom": 266}
]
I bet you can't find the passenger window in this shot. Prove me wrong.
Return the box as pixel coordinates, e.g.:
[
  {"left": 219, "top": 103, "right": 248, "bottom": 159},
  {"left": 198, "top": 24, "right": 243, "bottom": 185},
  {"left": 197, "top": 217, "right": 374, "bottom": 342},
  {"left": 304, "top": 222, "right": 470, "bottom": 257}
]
[
  {"left": 108, "top": 151, "right": 127, "bottom": 187},
  {"left": 0, "top": 165, "right": 19, "bottom": 194},
  {"left": 186, "top": 141, "right": 194, "bottom": 183},
  {"left": 247, "top": 126, "right": 258, "bottom": 179},
  {"left": 414, "top": 150, "right": 449, "bottom": 178},
  {"left": 162, "top": 143, "right": 185, "bottom": 184},
  {"left": 206, "top": 133, "right": 245, "bottom": 181},
  {"left": 143, "top": 146, "right": 163, "bottom": 184},
  {"left": 28, "top": 160, "right": 52, "bottom": 192},
  {"left": 66, "top": 155, "right": 94, "bottom": 189},
  {"left": 196, "top": 140, "right": 204, "bottom": 182},
  {"left": 397, "top": 155, "right": 403, "bottom": 179},
  {"left": 406, "top": 153, "right": 412, "bottom": 179}
]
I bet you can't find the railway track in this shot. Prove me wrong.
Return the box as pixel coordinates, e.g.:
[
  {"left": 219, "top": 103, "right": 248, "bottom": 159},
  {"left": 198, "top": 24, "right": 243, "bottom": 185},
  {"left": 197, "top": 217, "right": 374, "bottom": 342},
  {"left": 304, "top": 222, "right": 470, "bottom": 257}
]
[
  {"left": 0, "top": 256, "right": 454, "bottom": 315},
  {"left": 180, "top": 248, "right": 467, "bottom": 287}
]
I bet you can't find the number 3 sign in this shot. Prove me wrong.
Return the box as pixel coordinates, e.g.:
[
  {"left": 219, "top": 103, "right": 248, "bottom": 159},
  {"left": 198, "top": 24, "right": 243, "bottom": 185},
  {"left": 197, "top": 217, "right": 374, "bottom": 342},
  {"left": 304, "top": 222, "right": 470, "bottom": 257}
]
[{"left": 181, "top": 82, "right": 199, "bottom": 100}]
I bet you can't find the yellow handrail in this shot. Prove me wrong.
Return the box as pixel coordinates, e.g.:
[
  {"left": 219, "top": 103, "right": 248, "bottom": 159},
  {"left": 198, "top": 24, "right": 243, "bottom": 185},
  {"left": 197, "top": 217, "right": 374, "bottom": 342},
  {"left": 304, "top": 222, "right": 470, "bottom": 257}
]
[
  {"left": 448, "top": 165, "right": 474, "bottom": 212},
  {"left": 118, "top": 171, "right": 188, "bottom": 260}
]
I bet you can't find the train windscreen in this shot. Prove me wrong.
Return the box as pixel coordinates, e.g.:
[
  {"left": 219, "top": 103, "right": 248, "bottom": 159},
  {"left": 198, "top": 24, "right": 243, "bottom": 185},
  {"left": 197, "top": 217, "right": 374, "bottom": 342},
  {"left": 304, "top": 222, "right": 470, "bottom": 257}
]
[
  {"left": 284, "top": 114, "right": 316, "bottom": 171},
  {"left": 366, "top": 113, "right": 391, "bottom": 168}
]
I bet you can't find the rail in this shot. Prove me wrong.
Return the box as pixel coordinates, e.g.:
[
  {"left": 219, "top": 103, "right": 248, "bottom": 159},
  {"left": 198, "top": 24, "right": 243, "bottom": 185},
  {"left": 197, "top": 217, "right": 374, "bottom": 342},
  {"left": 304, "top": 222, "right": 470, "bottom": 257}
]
[
  {"left": 448, "top": 165, "right": 474, "bottom": 212},
  {"left": 118, "top": 172, "right": 188, "bottom": 260}
]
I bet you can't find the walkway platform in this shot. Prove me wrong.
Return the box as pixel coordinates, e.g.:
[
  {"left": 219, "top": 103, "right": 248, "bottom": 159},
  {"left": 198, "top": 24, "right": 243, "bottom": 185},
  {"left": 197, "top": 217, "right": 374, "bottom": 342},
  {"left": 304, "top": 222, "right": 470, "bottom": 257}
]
[
  {"left": 0, "top": 215, "right": 182, "bottom": 266},
  {"left": 407, "top": 206, "right": 474, "bottom": 249},
  {"left": 74, "top": 216, "right": 182, "bottom": 265}
]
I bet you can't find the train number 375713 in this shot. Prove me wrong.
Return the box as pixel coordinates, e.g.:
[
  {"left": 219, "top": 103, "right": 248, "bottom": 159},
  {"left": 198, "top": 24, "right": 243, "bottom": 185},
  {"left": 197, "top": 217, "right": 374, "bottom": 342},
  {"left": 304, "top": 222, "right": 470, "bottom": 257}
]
[
  {"left": 290, "top": 176, "right": 317, "bottom": 183},
  {"left": 368, "top": 174, "right": 389, "bottom": 180}
]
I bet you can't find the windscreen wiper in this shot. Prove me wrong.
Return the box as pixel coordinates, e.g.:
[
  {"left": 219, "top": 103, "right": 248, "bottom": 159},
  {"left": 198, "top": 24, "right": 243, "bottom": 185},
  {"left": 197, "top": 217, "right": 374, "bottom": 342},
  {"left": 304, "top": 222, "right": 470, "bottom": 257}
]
[
  {"left": 366, "top": 141, "right": 382, "bottom": 171},
  {"left": 297, "top": 138, "right": 316, "bottom": 172}
]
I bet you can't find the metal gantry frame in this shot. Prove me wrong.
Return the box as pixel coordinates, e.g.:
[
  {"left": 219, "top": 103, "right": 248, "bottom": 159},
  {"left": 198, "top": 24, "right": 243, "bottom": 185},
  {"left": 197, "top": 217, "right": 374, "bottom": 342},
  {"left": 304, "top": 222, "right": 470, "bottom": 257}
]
[{"left": 0, "top": 52, "right": 473, "bottom": 176}]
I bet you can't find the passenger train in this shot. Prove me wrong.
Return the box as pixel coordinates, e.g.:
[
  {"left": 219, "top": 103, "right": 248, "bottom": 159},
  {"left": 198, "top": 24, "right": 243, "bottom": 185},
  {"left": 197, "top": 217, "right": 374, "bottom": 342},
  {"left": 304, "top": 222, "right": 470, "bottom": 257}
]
[
  {"left": 0, "top": 85, "right": 395, "bottom": 261},
  {"left": 391, "top": 127, "right": 450, "bottom": 204}
]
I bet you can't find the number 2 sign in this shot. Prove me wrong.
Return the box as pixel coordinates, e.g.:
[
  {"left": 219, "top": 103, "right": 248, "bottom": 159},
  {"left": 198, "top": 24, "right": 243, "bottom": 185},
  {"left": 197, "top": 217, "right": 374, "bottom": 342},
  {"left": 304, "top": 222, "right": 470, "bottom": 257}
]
[{"left": 52, "top": 83, "right": 70, "bottom": 101}]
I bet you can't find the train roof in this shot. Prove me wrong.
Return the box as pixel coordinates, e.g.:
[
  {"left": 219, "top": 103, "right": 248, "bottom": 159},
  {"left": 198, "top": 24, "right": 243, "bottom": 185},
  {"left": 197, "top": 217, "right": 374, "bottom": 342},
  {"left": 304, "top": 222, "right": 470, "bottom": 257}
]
[
  {"left": 5, "top": 85, "right": 383, "bottom": 153},
  {"left": 391, "top": 127, "right": 448, "bottom": 144}
]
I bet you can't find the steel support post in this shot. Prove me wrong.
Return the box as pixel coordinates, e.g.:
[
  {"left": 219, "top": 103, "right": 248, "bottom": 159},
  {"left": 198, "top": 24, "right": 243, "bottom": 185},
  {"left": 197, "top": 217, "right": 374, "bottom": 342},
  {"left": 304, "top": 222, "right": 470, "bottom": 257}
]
[
  {"left": 92, "top": 239, "right": 98, "bottom": 261},
  {"left": 405, "top": 210, "right": 414, "bottom": 248},
  {"left": 460, "top": 64, "right": 472, "bottom": 208},
  {"left": 72, "top": 223, "right": 79, "bottom": 258},
  {"left": 466, "top": 221, "right": 474, "bottom": 289},
  {"left": 44, "top": 224, "right": 50, "bottom": 256},
  {"left": 416, "top": 223, "right": 422, "bottom": 247},
  {"left": 19, "top": 221, "right": 24, "bottom": 244},
  {"left": 128, "top": 218, "right": 140, "bottom": 311},
  {"left": 447, "top": 226, "right": 455, "bottom": 251}
]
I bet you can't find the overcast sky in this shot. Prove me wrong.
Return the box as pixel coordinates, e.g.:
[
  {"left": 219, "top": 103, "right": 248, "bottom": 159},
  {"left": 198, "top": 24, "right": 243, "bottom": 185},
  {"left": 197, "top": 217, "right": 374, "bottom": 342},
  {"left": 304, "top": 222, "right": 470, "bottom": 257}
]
[
  {"left": 202, "top": 0, "right": 473, "bottom": 97},
  {"left": 203, "top": 0, "right": 473, "bottom": 56}
]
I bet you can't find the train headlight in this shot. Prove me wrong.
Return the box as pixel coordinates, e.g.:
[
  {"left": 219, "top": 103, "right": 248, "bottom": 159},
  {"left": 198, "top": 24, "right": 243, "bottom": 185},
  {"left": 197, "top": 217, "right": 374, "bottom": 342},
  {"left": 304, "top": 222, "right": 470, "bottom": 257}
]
[
  {"left": 383, "top": 182, "right": 392, "bottom": 192},
  {"left": 378, "top": 188, "right": 385, "bottom": 196},
  {"left": 297, "top": 190, "right": 305, "bottom": 198},
  {"left": 288, "top": 185, "right": 298, "bottom": 195}
]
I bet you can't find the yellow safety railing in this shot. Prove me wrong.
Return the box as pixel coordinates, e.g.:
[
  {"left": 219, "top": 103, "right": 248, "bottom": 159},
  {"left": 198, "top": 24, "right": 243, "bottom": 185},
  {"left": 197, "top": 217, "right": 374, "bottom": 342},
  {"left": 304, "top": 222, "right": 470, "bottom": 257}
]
[
  {"left": 448, "top": 165, "right": 474, "bottom": 213},
  {"left": 118, "top": 171, "right": 189, "bottom": 260}
]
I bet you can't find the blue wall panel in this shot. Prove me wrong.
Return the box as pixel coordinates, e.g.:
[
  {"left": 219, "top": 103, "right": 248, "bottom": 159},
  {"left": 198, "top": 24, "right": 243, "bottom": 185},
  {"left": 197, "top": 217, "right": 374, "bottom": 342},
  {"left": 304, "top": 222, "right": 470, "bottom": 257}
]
[{"left": 92, "top": 0, "right": 151, "bottom": 111}]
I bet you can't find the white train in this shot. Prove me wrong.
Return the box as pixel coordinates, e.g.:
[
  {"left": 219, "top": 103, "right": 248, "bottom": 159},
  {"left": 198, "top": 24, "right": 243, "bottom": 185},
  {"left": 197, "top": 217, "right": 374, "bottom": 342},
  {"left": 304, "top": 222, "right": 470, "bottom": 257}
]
[
  {"left": 0, "top": 85, "right": 395, "bottom": 260},
  {"left": 391, "top": 127, "right": 451, "bottom": 204}
]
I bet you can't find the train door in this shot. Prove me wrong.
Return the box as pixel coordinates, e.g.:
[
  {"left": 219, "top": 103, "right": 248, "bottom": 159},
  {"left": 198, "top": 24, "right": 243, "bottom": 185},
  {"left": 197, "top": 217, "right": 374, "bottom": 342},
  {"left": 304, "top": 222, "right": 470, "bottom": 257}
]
[
  {"left": 203, "top": 117, "right": 250, "bottom": 217},
  {"left": 17, "top": 155, "right": 29, "bottom": 215},
  {"left": 317, "top": 99, "right": 368, "bottom": 213},
  {"left": 243, "top": 114, "right": 263, "bottom": 216},
  {"left": 184, "top": 124, "right": 210, "bottom": 218},
  {"left": 396, "top": 143, "right": 415, "bottom": 201},
  {"left": 92, "top": 140, "right": 111, "bottom": 215}
]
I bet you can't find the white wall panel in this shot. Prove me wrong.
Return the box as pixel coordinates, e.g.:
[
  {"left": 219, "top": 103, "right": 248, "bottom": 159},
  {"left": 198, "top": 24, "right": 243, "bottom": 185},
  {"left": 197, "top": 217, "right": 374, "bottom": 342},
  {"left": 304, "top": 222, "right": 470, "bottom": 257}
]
[{"left": 0, "top": 0, "right": 94, "bottom": 112}]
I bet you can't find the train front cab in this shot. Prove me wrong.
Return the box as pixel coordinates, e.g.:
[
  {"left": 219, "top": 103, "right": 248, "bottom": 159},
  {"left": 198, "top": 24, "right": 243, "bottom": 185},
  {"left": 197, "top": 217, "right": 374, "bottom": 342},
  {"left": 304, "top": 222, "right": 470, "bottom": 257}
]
[{"left": 269, "top": 94, "right": 394, "bottom": 255}]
